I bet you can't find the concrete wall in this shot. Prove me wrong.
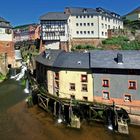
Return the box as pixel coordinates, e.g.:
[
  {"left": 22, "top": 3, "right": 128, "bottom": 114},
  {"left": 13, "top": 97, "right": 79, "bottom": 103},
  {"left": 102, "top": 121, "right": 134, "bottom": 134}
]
[
  {"left": 0, "top": 28, "right": 13, "bottom": 41},
  {"left": 59, "top": 70, "right": 93, "bottom": 102},
  {"left": 93, "top": 73, "right": 140, "bottom": 107},
  {"left": 36, "top": 65, "right": 94, "bottom": 102},
  {"left": 68, "top": 14, "right": 123, "bottom": 39}
]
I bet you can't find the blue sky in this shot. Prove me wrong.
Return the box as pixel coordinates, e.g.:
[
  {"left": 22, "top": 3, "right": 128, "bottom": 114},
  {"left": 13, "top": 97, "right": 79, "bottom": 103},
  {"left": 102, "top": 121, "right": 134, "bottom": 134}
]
[{"left": 1, "top": 0, "right": 140, "bottom": 26}]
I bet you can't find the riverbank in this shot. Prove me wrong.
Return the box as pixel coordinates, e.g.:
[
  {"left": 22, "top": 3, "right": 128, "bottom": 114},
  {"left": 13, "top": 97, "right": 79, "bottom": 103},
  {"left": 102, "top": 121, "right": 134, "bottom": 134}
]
[
  {"left": 129, "top": 114, "right": 140, "bottom": 126},
  {"left": 6, "top": 100, "right": 140, "bottom": 140}
]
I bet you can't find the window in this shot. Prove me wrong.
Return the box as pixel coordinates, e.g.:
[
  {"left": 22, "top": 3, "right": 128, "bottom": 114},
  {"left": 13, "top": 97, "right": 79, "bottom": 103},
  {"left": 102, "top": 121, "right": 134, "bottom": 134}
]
[
  {"left": 80, "top": 31, "right": 83, "bottom": 34},
  {"left": 88, "top": 31, "right": 90, "bottom": 34},
  {"left": 91, "top": 31, "right": 94, "bottom": 34},
  {"left": 76, "top": 16, "right": 78, "bottom": 18},
  {"left": 76, "top": 23, "right": 79, "bottom": 26},
  {"left": 70, "top": 83, "right": 76, "bottom": 91},
  {"left": 5, "top": 29, "right": 12, "bottom": 34},
  {"left": 81, "top": 74, "right": 88, "bottom": 82},
  {"left": 102, "top": 79, "right": 109, "bottom": 87},
  {"left": 108, "top": 25, "right": 110, "bottom": 29},
  {"left": 102, "top": 23, "right": 104, "bottom": 28},
  {"left": 84, "top": 23, "right": 86, "bottom": 26},
  {"left": 103, "top": 91, "right": 110, "bottom": 100},
  {"left": 87, "top": 15, "right": 90, "bottom": 18},
  {"left": 55, "top": 72, "right": 59, "bottom": 80},
  {"left": 81, "top": 84, "right": 88, "bottom": 92},
  {"left": 105, "top": 24, "right": 107, "bottom": 29},
  {"left": 87, "top": 23, "right": 90, "bottom": 26},
  {"left": 128, "top": 81, "right": 137, "bottom": 90},
  {"left": 83, "top": 15, "right": 86, "bottom": 18},
  {"left": 83, "top": 96, "right": 88, "bottom": 101},
  {"left": 80, "top": 23, "right": 82, "bottom": 26},
  {"left": 80, "top": 15, "right": 82, "bottom": 18},
  {"left": 101, "top": 16, "right": 104, "bottom": 20},
  {"left": 76, "top": 31, "right": 79, "bottom": 34},
  {"left": 91, "top": 23, "right": 94, "bottom": 26},
  {"left": 102, "top": 32, "right": 104, "bottom": 36},
  {"left": 105, "top": 32, "right": 107, "bottom": 36},
  {"left": 124, "top": 94, "right": 132, "bottom": 102},
  {"left": 71, "top": 95, "right": 75, "bottom": 100},
  {"left": 84, "top": 31, "right": 86, "bottom": 34}
]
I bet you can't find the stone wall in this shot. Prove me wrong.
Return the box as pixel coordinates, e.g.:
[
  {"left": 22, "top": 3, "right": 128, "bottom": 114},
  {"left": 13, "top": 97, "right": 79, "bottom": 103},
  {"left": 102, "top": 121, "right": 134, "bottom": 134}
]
[
  {"left": 0, "top": 41, "right": 15, "bottom": 74},
  {"left": 108, "top": 29, "right": 140, "bottom": 42},
  {"left": 70, "top": 38, "right": 102, "bottom": 48},
  {"left": 59, "top": 41, "right": 69, "bottom": 52}
]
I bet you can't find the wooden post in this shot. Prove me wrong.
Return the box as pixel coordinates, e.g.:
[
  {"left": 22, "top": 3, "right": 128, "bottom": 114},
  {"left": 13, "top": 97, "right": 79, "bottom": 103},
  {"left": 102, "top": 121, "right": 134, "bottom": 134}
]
[{"left": 54, "top": 101, "right": 57, "bottom": 116}]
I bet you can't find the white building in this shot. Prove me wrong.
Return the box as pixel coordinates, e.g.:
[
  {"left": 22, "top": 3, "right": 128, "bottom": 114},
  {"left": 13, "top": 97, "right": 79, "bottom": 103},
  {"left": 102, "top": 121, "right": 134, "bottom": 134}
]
[
  {"left": 0, "top": 17, "right": 13, "bottom": 42},
  {"left": 40, "top": 7, "right": 123, "bottom": 50},
  {"left": 124, "top": 6, "right": 140, "bottom": 21},
  {"left": 40, "top": 12, "right": 69, "bottom": 51},
  {"left": 66, "top": 7, "right": 123, "bottom": 39}
]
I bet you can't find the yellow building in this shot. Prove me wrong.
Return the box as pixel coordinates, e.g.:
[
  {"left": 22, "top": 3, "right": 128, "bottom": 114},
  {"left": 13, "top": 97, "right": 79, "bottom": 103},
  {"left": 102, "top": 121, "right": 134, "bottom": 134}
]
[{"left": 35, "top": 50, "right": 93, "bottom": 103}]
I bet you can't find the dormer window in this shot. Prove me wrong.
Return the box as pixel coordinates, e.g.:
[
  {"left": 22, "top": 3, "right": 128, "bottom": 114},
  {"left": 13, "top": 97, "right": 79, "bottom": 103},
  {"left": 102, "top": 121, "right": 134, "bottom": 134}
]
[{"left": 83, "top": 8, "right": 87, "bottom": 13}]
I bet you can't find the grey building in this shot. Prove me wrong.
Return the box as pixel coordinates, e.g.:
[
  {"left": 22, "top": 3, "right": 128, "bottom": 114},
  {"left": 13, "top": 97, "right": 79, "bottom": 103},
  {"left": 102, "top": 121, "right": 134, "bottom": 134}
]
[{"left": 90, "top": 50, "right": 140, "bottom": 111}]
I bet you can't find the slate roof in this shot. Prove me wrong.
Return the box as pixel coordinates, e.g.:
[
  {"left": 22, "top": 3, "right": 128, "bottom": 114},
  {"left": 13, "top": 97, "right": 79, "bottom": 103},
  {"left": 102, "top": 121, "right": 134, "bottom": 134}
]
[
  {"left": 53, "top": 51, "right": 90, "bottom": 69},
  {"left": 90, "top": 50, "right": 140, "bottom": 69},
  {"left": 65, "top": 7, "right": 97, "bottom": 15},
  {"left": 40, "top": 12, "right": 69, "bottom": 21},
  {"left": 65, "top": 7, "right": 121, "bottom": 19},
  {"left": 0, "top": 17, "right": 12, "bottom": 28},
  {"left": 36, "top": 50, "right": 140, "bottom": 70},
  {"left": 35, "top": 50, "right": 90, "bottom": 69},
  {"left": 35, "top": 49, "right": 64, "bottom": 67}
]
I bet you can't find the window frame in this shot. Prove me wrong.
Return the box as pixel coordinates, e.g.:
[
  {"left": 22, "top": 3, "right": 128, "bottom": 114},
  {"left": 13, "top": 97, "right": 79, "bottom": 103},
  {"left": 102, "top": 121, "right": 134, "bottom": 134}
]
[
  {"left": 102, "top": 90, "right": 110, "bottom": 100},
  {"left": 81, "top": 84, "right": 88, "bottom": 92},
  {"left": 124, "top": 94, "right": 132, "bottom": 102},
  {"left": 81, "top": 74, "right": 88, "bottom": 82},
  {"left": 69, "top": 83, "right": 76, "bottom": 91},
  {"left": 128, "top": 80, "right": 137, "bottom": 90},
  {"left": 102, "top": 79, "right": 110, "bottom": 87}
]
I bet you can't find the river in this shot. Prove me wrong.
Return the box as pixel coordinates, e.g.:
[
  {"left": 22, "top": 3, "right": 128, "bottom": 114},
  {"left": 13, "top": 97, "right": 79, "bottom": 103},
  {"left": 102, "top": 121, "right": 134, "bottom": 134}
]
[{"left": 0, "top": 80, "right": 139, "bottom": 140}]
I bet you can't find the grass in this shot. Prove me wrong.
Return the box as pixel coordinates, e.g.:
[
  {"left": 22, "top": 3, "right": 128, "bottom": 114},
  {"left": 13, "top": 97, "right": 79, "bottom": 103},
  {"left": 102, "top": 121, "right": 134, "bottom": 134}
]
[{"left": 0, "top": 73, "right": 6, "bottom": 81}]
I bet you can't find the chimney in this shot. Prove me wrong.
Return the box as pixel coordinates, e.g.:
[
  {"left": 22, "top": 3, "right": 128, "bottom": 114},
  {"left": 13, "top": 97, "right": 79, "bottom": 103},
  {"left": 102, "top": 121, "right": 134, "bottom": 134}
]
[{"left": 117, "top": 53, "right": 123, "bottom": 64}]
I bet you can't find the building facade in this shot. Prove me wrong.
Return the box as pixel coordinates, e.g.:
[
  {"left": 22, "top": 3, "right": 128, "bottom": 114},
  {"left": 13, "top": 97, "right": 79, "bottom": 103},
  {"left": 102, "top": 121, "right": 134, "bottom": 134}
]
[
  {"left": 40, "top": 13, "right": 69, "bottom": 51},
  {"left": 0, "top": 17, "right": 14, "bottom": 73},
  {"left": 35, "top": 50, "right": 93, "bottom": 102},
  {"left": 36, "top": 50, "right": 140, "bottom": 115},
  {"left": 40, "top": 7, "right": 123, "bottom": 51},
  {"left": 90, "top": 50, "right": 140, "bottom": 114},
  {"left": 124, "top": 6, "right": 140, "bottom": 21},
  {"left": 14, "top": 23, "right": 40, "bottom": 42}
]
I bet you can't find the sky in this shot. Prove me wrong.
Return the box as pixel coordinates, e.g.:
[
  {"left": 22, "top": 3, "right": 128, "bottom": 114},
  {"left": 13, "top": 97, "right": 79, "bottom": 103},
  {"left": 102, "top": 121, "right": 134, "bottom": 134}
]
[{"left": 1, "top": 0, "right": 140, "bottom": 26}]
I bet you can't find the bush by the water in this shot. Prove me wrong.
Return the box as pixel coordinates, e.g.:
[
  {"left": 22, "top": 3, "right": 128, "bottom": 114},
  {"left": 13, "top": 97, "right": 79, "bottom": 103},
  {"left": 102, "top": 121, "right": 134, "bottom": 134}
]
[{"left": 0, "top": 73, "right": 6, "bottom": 81}]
